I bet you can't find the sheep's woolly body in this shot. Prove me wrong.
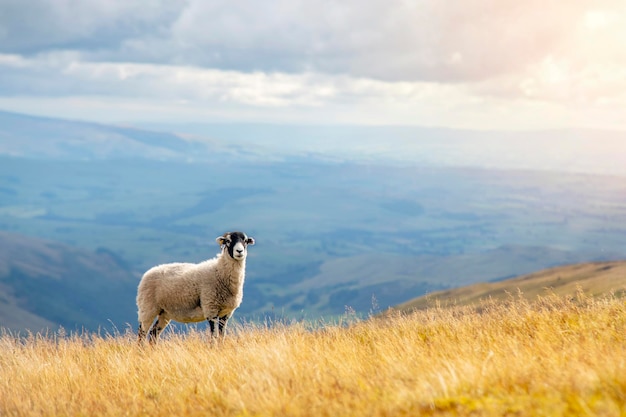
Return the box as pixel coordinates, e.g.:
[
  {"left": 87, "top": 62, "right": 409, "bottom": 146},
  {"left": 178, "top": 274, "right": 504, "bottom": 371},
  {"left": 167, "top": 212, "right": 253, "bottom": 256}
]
[
  {"left": 136, "top": 231, "right": 255, "bottom": 343},
  {"left": 137, "top": 252, "right": 246, "bottom": 323}
]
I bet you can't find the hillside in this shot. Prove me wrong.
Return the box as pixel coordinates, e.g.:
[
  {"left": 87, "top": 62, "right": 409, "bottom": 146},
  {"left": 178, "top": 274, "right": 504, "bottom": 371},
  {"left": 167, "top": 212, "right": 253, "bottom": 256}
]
[
  {"left": 0, "top": 110, "right": 236, "bottom": 162},
  {"left": 1, "top": 292, "right": 625, "bottom": 416},
  {"left": 393, "top": 260, "right": 626, "bottom": 313},
  {"left": 0, "top": 231, "right": 138, "bottom": 332}
]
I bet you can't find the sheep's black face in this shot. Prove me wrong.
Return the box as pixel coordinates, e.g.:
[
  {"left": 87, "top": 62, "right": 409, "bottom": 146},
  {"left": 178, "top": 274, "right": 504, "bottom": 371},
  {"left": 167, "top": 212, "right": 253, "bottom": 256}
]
[{"left": 216, "top": 231, "right": 255, "bottom": 261}]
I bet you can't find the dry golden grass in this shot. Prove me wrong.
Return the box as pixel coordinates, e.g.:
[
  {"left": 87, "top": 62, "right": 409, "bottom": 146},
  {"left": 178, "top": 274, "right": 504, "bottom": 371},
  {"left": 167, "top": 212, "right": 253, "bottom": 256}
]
[{"left": 2, "top": 291, "right": 626, "bottom": 416}]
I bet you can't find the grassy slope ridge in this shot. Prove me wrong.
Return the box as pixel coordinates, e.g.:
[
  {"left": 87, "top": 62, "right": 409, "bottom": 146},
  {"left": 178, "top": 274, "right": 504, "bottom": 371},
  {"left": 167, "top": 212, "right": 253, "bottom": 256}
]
[
  {"left": 394, "top": 260, "right": 626, "bottom": 313},
  {"left": 293, "top": 245, "right": 588, "bottom": 313},
  {"left": 1, "top": 292, "right": 625, "bottom": 416}
]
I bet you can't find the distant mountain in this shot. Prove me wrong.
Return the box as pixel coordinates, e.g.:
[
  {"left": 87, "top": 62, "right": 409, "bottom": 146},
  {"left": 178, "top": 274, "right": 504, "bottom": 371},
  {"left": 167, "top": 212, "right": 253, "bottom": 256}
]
[
  {"left": 3, "top": 109, "right": 626, "bottom": 176},
  {"left": 0, "top": 231, "right": 138, "bottom": 333},
  {"left": 0, "top": 110, "right": 259, "bottom": 162},
  {"left": 392, "top": 260, "right": 626, "bottom": 313},
  {"left": 139, "top": 122, "right": 626, "bottom": 176}
]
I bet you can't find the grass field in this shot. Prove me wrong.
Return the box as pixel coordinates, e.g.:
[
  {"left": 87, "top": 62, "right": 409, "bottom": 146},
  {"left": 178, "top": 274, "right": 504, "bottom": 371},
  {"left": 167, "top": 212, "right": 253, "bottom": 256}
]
[{"left": 1, "top": 291, "right": 625, "bottom": 416}]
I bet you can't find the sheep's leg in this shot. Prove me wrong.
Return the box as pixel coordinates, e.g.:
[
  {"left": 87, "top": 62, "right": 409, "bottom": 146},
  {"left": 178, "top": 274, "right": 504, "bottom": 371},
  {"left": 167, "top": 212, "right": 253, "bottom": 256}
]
[
  {"left": 218, "top": 315, "right": 230, "bottom": 336},
  {"left": 207, "top": 315, "right": 229, "bottom": 337},
  {"left": 137, "top": 323, "right": 147, "bottom": 344},
  {"left": 208, "top": 317, "right": 218, "bottom": 336},
  {"left": 148, "top": 315, "right": 171, "bottom": 344},
  {"left": 204, "top": 306, "right": 220, "bottom": 337},
  {"left": 138, "top": 313, "right": 158, "bottom": 345}
]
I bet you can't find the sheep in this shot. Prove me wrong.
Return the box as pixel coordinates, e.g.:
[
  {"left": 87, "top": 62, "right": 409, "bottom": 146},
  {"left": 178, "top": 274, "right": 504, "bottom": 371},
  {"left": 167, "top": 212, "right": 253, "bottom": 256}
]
[{"left": 136, "top": 231, "right": 255, "bottom": 344}]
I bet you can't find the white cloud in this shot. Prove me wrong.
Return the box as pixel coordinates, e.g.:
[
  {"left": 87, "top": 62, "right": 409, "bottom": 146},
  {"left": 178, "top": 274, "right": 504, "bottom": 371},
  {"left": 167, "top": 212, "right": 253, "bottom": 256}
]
[
  {"left": 0, "top": 0, "right": 625, "bottom": 129},
  {"left": 4, "top": 0, "right": 615, "bottom": 82}
]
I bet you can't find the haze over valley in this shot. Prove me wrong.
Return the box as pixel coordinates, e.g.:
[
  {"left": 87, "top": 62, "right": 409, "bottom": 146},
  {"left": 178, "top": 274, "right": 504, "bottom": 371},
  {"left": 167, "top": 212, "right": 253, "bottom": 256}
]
[{"left": 1, "top": 110, "right": 625, "bottom": 332}]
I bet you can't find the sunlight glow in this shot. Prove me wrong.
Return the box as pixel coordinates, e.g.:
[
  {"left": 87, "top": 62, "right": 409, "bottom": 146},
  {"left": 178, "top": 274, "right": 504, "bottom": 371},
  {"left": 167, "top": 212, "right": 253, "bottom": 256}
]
[{"left": 584, "top": 10, "right": 615, "bottom": 30}]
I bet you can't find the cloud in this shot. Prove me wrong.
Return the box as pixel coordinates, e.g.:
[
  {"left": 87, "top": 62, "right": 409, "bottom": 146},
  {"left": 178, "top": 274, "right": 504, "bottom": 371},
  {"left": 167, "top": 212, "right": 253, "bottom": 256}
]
[
  {"left": 113, "top": 0, "right": 597, "bottom": 82},
  {"left": 0, "top": 0, "right": 625, "bottom": 129},
  {"left": 0, "top": 52, "right": 423, "bottom": 107},
  {"left": 5, "top": 0, "right": 621, "bottom": 82},
  {"left": 0, "top": 0, "right": 183, "bottom": 55}
]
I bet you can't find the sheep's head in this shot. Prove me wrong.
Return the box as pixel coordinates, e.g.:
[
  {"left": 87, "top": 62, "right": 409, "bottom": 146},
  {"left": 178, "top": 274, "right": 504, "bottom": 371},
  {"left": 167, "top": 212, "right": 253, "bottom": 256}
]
[{"left": 216, "top": 231, "right": 255, "bottom": 261}]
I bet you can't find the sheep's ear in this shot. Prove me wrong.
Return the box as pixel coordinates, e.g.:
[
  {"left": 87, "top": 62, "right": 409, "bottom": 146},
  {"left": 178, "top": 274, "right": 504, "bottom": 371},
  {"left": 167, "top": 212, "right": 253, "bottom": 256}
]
[
  {"left": 216, "top": 236, "right": 227, "bottom": 246},
  {"left": 246, "top": 237, "right": 255, "bottom": 245}
]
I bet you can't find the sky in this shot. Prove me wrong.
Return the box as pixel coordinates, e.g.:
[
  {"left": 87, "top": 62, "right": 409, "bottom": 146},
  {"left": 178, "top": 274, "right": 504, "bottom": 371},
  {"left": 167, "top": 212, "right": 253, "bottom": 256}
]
[{"left": 0, "top": 0, "right": 625, "bottom": 130}]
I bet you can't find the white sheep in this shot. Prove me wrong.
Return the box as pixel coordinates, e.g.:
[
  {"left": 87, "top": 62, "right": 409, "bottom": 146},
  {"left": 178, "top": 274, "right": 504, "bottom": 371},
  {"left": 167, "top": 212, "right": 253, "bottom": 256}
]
[{"left": 136, "top": 231, "right": 255, "bottom": 344}]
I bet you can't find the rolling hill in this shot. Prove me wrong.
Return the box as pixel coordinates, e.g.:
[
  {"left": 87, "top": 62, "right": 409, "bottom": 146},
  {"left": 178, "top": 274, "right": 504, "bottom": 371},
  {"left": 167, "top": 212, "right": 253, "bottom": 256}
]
[
  {"left": 0, "top": 109, "right": 261, "bottom": 162},
  {"left": 393, "top": 260, "right": 626, "bottom": 313},
  {"left": 0, "top": 231, "right": 138, "bottom": 333}
]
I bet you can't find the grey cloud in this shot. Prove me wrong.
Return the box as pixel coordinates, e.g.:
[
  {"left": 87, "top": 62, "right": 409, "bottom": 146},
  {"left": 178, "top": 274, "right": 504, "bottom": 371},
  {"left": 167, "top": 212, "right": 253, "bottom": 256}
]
[
  {"left": 136, "top": 0, "right": 592, "bottom": 82},
  {"left": 0, "top": 0, "right": 606, "bottom": 83},
  {"left": 0, "top": 0, "right": 184, "bottom": 55}
]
